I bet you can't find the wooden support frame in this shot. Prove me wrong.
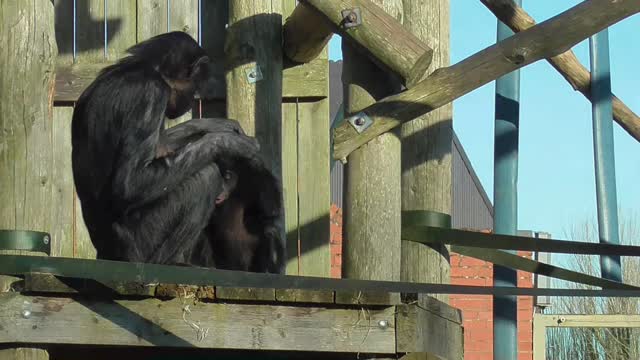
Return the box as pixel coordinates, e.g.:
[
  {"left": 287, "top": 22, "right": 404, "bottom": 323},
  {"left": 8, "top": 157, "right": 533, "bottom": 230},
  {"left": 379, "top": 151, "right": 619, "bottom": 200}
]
[
  {"left": 0, "top": 272, "right": 463, "bottom": 357},
  {"left": 283, "top": 0, "right": 434, "bottom": 87},
  {"left": 333, "top": 0, "right": 640, "bottom": 160},
  {"left": 480, "top": 0, "right": 640, "bottom": 142},
  {"left": 532, "top": 313, "right": 640, "bottom": 360},
  {"left": 53, "top": 59, "right": 328, "bottom": 103}
]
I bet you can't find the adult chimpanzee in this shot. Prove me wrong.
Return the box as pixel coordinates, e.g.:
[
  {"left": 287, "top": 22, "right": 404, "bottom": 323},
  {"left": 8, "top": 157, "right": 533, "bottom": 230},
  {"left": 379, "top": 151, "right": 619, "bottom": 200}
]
[{"left": 71, "top": 31, "right": 285, "bottom": 273}]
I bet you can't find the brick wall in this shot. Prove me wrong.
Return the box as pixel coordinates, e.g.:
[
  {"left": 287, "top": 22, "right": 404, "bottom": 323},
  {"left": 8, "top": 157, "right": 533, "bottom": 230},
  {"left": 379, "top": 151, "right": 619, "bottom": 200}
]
[
  {"left": 450, "top": 246, "right": 534, "bottom": 360},
  {"left": 330, "top": 204, "right": 342, "bottom": 278}
]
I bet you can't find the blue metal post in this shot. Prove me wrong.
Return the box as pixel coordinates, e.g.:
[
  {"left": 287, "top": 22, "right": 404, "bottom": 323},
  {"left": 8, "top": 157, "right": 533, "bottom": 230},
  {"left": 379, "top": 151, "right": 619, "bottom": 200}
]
[
  {"left": 589, "top": 30, "right": 622, "bottom": 282},
  {"left": 493, "top": 3, "right": 521, "bottom": 359}
]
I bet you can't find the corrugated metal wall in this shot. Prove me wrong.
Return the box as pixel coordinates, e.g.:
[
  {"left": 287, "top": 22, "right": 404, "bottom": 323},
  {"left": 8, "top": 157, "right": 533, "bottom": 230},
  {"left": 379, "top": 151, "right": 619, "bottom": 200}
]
[{"left": 329, "top": 60, "right": 494, "bottom": 230}]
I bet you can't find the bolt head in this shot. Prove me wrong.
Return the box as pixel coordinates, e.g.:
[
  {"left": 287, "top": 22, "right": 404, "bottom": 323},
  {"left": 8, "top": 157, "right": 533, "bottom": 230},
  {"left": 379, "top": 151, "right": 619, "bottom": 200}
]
[
  {"left": 354, "top": 117, "right": 365, "bottom": 126},
  {"left": 377, "top": 319, "right": 389, "bottom": 329},
  {"left": 21, "top": 310, "right": 31, "bottom": 318},
  {"left": 43, "top": 235, "right": 50, "bottom": 245}
]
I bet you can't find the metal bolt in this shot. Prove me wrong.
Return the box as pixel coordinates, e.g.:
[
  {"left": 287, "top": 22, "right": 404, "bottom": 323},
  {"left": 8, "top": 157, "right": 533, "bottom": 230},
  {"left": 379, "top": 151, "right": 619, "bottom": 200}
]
[
  {"left": 248, "top": 71, "right": 256, "bottom": 79},
  {"left": 377, "top": 319, "right": 389, "bottom": 329},
  {"left": 22, "top": 309, "right": 31, "bottom": 318},
  {"left": 354, "top": 117, "right": 365, "bottom": 126},
  {"left": 346, "top": 11, "right": 357, "bottom": 23},
  {"left": 43, "top": 235, "right": 50, "bottom": 245},
  {"left": 558, "top": 317, "right": 566, "bottom": 324}
]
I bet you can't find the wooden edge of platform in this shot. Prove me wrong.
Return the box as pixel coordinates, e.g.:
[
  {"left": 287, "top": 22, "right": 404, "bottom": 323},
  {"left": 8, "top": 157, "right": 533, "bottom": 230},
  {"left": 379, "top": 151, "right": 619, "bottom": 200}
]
[{"left": 0, "top": 292, "right": 397, "bottom": 354}]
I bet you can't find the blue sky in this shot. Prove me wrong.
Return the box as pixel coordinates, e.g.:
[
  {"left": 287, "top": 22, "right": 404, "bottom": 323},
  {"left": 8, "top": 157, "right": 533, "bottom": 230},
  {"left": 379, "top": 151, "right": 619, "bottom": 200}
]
[{"left": 328, "top": 2, "right": 640, "bottom": 241}]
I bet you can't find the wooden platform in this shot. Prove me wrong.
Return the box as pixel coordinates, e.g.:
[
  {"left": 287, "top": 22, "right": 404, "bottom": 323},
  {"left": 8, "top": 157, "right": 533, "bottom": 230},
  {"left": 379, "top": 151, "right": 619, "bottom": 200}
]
[{"left": 0, "top": 272, "right": 463, "bottom": 359}]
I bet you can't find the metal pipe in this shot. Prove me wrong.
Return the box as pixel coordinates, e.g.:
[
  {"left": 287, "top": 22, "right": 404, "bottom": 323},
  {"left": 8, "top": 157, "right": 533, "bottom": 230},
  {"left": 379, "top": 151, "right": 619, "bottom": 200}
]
[
  {"left": 589, "top": 29, "right": 622, "bottom": 282},
  {"left": 492, "top": 1, "right": 521, "bottom": 358}
]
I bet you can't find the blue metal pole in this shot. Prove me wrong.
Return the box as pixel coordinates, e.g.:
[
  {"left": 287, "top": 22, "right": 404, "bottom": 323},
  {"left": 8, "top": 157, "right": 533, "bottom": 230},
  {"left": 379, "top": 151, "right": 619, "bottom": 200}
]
[
  {"left": 493, "top": 3, "right": 521, "bottom": 359},
  {"left": 589, "top": 29, "right": 622, "bottom": 282}
]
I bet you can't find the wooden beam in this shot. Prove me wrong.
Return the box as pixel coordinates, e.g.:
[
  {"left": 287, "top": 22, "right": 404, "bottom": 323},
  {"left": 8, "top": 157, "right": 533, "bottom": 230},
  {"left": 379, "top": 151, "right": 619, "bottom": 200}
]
[
  {"left": 293, "top": 0, "right": 434, "bottom": 87},
  {"left": 53, "top": 59, "right": 328, "bottom": 103},
  {"left": 0, "top": 292, "right": 396, "bottom": 353},
  {"left": 332, "top": 0, "right": 640, "bottom": 160},
  {"left": 283, "top": 2, "right": 333, "bottom": 63},
  {"left": 480, "top": 0, "right": 640, "bottom": 142}
]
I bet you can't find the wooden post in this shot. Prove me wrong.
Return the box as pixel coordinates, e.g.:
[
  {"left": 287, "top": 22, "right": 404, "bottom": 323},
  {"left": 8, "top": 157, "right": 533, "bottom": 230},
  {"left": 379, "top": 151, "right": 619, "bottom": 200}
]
[
  {"left": 0, "top": 1, "right": 56, "bottom": 359},
  {"left": 284, "top": 0, "right": 434, "bottom": 87},
  {"left": 480, "top": 0, "right": 640, "bottom": 143},
  {"left": 332, "top": 0, "right": 640, "bottom": 159},
  {"left": 400, "top": 0, "right": 452, "bottom": 302},
  {"left": 226, "top": 1, "right": 283, "bottom": 175},
  {"left": 342, "top": 0, "right": 402, "bottom": 297}
]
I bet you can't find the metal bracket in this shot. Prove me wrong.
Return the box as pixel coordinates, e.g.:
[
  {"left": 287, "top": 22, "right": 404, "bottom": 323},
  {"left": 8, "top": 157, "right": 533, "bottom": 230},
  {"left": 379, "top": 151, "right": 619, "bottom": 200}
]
[
  {"left": 0, "top": 230, "right": 51, "bottom": 255},
  {"left": 341, "top": 8, "right": 362, "bottom": 29},
  {"left": 245, "top": 65, "right": 263, "bottom": 84},
  {"left": 346, "top": 112, "right": 372, "bottom": 133}
]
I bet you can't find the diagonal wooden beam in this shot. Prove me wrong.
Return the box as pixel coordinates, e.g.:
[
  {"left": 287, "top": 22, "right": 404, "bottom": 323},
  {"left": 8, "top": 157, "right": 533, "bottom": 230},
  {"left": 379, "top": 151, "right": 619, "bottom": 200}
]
[
  {"left": 481, "top": 0, "right": 640, "bottom": 142},
  {"left": 284, "top": 0, "right": 434, "bottom": 87},
  {"left": 333, "top": 0, "right": 640, "bottom": 160}
]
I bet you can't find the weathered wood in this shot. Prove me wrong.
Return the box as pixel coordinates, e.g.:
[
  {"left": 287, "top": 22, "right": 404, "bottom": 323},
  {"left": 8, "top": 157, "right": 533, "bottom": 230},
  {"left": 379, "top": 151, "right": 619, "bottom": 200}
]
[
  {"left": 396, "top": 301, "right": 464, "bottom": 360},
  {"left": 282, "top": 101, "right": 300, "bottom": 275},
  {"left": 54, "top": 60, "right": 328, "bottom": 103},
  {"left": 0, "top": 3, "right": 56, "bottom": 359},
  {"left": 400, "top": 0, "right": 452, "bottom": 307},
  {"left": 297, "top": 0, "right": 433, "bottom": 87},
  {"left": 341, "top": 1, "right": 402, "bottom": 304},
  {"left": 283, "top": 2, "right": 333, "bottom": 63},
  {"left": 275, "top": 289, "right": 334, "bottom": 303},
  {"left": 0, "top": 0, "right": 58, "bottom": 291},
  {"left": 480, "top": 0, "right": 640, "bottom": 143},
  {"left": 215, "top": 287, "right": 276, "bottom": 301},
  {"left": 335, "top": 291, "right": 402, "bottom": 306},
  {"left": 0, "top": 348, "right": 48, "bottom": 360},
  {"left": 332, "top": 0, "right": 640, "bottom": 160},
  {"left": 24, "top": 273, "right": 156, "bottom": 297},
  {"left": 297, "top": 100, "right": 332, "bottom": 277},
  {"left": 0, "top": 293, "right": 396, "bottom": 353}
]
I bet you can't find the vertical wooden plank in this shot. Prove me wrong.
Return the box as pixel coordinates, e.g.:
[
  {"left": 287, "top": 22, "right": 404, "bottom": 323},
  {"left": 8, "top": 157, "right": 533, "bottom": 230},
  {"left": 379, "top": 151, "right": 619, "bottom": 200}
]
[
  {"left": 50, "top": 108, "right": 75, "bottom": 258},
  {"left": 136, "top": 0, "right": 168, "bottom": 42},
  {"left": 282, "top": 101, "right": 300, "bottom": 275},
  {"left": 0, "top": 0, "right": 57, "bottom": 284},
  {"left": 200, "top": 0, "right": 228, "bottom": 118},
  {"left": 297, "top": 99, "right": 331, "bottom": 277},
  {"left": 281, "top": 0, "right": 300, "bottom": 275},
  {"left": 105, "top": 0, "right": 137, "bottom": 60},
  {"left": 75, "top": 0, "right": 106, "bottom": 63},
  {"left": 51, "top": 1, "right": 76, "bottom": 258},
  {"left": 400, "top": 0, "right": 453, "bottom": 304}
]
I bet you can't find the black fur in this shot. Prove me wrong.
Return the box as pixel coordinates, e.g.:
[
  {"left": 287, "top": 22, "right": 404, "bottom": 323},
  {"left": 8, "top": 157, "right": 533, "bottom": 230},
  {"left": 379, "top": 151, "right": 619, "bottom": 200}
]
[{"left": 71, "top": 31, "right": 285, "bottom": 273}]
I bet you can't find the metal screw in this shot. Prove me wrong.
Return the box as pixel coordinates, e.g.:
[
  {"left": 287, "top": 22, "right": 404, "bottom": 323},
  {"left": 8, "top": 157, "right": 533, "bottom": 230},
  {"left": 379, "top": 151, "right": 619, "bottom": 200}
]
[
  {"left": 43, "top": 235, "right": 50, "bottom": 245},
  {"left": 248, "top": 71, "right": 256, "bottom": 79},
  {"left": 22, "top": 309, "right": 31, "bottom": 318},
  {"left": 346, "top": 11, "right": 357, "bottom": 23},
  {"left": 354, "top": 117, "right": 365, "bottom": 126},
  {"left": 558, "top": 317, "right": 566, "bottom": 324},
  {"left": 21, "top": 301, "right": 32, "bottom": 319},
  {"left": 377, "top": 319, "right": 389, "bottom": 329}
]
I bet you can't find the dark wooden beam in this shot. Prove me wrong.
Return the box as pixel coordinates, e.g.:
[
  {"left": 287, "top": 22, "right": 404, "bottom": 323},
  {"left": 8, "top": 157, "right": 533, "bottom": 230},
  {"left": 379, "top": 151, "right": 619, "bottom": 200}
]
[
  {"left": 480, "top": 0, "right": 640, "bottom": 142},
  {"left": 333, "top": 0, "right": 640, "bottom": 160},
  {"left": 54, "top": 59, "right": 328, "bottom": 103},
  {"left": 286, "top": 0, "right": 434, "bottom": 87}
]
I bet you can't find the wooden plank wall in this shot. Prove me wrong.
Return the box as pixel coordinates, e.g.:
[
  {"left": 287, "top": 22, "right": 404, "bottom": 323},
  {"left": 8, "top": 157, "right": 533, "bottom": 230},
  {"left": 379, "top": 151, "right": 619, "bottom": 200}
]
[{"left": 50, "top": 0, "right": 331, "bottom": 276}]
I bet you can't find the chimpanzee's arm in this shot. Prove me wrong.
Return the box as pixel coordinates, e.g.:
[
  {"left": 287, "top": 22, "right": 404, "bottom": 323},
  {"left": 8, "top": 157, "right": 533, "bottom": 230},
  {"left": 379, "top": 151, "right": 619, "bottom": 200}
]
[
  {"left": 110, "top": 86, "right": 260, "bottom": 211},
  {"left": 157, "top": 118, "right": 251, "bottom": 157}
]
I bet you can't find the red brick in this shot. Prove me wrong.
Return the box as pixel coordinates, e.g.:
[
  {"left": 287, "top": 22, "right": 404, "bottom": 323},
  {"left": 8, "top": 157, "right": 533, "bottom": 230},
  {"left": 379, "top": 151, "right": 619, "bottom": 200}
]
[
  {"left": 453, "top": 266, "right": 493, "bottom": 278},
  {"left": 452, "top": 277, "right": 488, "bottom": 286},
  {"left": 465, "top": 352, "right": 493, "bottom": 360}
]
